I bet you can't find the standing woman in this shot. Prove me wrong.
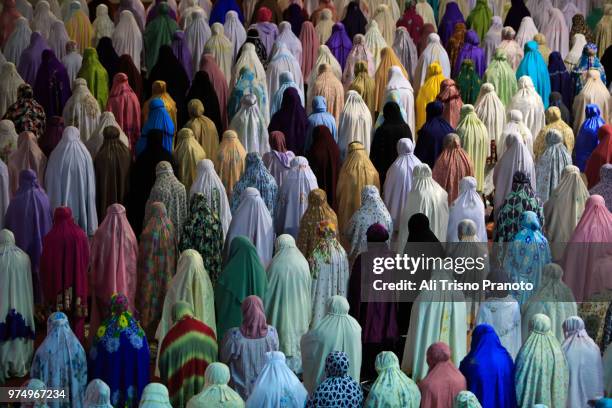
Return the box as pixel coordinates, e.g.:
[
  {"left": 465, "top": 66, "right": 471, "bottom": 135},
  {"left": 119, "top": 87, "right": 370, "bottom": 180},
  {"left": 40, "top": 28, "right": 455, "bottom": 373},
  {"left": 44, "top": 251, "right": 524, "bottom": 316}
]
[{"left": 0, "top": 229, "right": 35, "bottom": 384}]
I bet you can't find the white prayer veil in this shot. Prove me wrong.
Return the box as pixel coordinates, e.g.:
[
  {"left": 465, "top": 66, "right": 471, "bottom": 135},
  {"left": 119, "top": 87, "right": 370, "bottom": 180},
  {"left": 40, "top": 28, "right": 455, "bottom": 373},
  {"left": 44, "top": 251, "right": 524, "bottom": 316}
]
[
  {"left": 507, "top": 76, "right": 546, "bottom": 143},
  {"left": 447, "top": 176, "right": 487, "bottom": 242},
  {"left": 45, "top": 126, "right": 98, "bottom": 235},
  {"left": 189, "top": 159, "right": 232, "bottom": 238},
  {"left": 413, "top": 33, "right": 451, "bottom": 94},
  {"left": 224, "top": 187, "right": 275, "bottom": 267},
  {"left": 0, "top": 63, "right": 24, "bottom": 117},
  {"left": 229, "top": 94, "right": 270, "bottom": 156},
  {"left": 224, "top": 10, "right": 247, "bottom": 60},
  {"left": 276, "top": 21, "right": 303, "bottom": 63},
  {"left": 397, "top": 163, "right": 449, "bottom": 246},
  {"left": 112, "top": 10, "right": 143, "bottom": 70},
  {"left": 185, "top": 10, "right": 212, "bottom": 73},
  {"left": 3, "top": 17, "right": 32, "bottom": 65},
  {"left": 338, "top": 90, "right": 373, "bottom": 160},
  {"left": 62, "top": 78, "right": 101, "bottom": 143}
]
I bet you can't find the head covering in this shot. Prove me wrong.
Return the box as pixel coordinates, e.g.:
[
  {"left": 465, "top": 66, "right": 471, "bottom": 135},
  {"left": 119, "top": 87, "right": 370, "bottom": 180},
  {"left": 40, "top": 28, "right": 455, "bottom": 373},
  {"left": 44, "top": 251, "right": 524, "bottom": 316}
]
[
  {"left": 88, "top": 294, "right": 150, "bottom": 407},
  {"left": 135, "top": 202, "right": 178, "bottom": 336},
  {"left": 30, "top": 312, "right": 87, "bottom": 407},
  {"left": 516, "top": 41, "right": 552, "bottom": 109},
  {"left": 95, "top": 37, "right": 119, "bottom": 84},
  {"left": 143, "top": 3, "right": 179, "bottom": 72},
  {"left": 575, "top": 104, "right": 605, "bottom": 171},
  {"left": 187, "top": 68, "right": 226, "bottom": 135},
  {"left": 296, "top": 189, "right": 338, "bottom": 258},
  {"left": 515, "top": 314, "right": 569, "bottom": 407},
  {"left": 139, "top": 97, "right": 175, "bottom": 155},
  {"left": 586, "top": 124, "right": 612, "bottom": 188},
  {"left": 261, "top": 130, "right": 295, "bottom": 186},
  {"left": 415, "top": 101, "right": 455, "bottom": 168},
  {"left": 270, "top": 71, "right": 303, "bottom": 118},
  {"left": 494, "top": 170, "right": 542, "bottom": 242},
  {"left": 418, "top": 342, "right": 467, "bottom": 405},
  {"left": 117, "top": 54, "right": 142, "bottom": 102},
  {"left": 93, "top": 124, "right": 131, "bottom": 219},
  {"left": 64, "top": 1, "right": 94, "bottom": 53},
  {"left": 465, "top": 0, "right": 492, "bottom": 42},
  {"left": 548, "top": 56, "right": 572, "bottom": 118},
  {"left": 215, "top": 130, "right": 246, "bottom": 199},
  {"left": 88, "top": 204, "right": 138, "bottom": 339},
  {"left": 3, "top": 16, "right": 31, "bottom": 66},
  {"left": 300, "top": 21, "right": 319, "bottom": 79},
  {"left": 268, "top": 88, "right": 308, "bottom": 155},
  {"left": 562, "top": 194, "right": 612, "bottom": 301},
  {"left": 246, "top": 351, "right": 307, "bottom": 407},
  {"left": 591, "top": 164, "right": 612, "bottom": 211},
  {"left": 209, "top": 0, "right": 243, "bottom": 24},
  {"left": 173, "top": 128, "right": 206, "bottom": 190},
  {"left": 573, "top": 69, "right": 612, "bottom": 136},
  {"left": 306, "top": 351, "right": 363, "bottom": 407},
  {"left": 473, "top": 82, "right": 504, "bottom": 155},
  {"left": 126, "top": 129, "right": 177, "bottom": 236},
  {"left": 48, "top": 20, "right": 70, "bottom": 61},
  {"left": 392, "top": 26, "right": 418, "bottom": 79},
  {"left": 301, "top": 298, "right": 362, "bottom": 393},
  {"left": 456, "top": 59, "right": 482, "bottom": 106},
  {"left": 326, "top": 23, "right": 352, "bottom": 70},
  {"left": 0, "top": 0, "right": 22, "bottom": 47},
  {"left": 371, "top": 102, "right": 411, "bottom": 186},
  {"left": 507, "top": 76, "right": 546, "bottom": 141},
  {"left": 154, "top": 249, "right": 216, "bottom": 373},
  {"left": 364, "top": 20, "right": 386, "bottom": 70},
  {"left": 45, "top": 126, "right": 97, "bottom": 235},
  {"left": 535, "top": 129, "right": 572, "bottom": 201},
  {"left": 204, "top": 23, "right": 234, "bottom": 83},
  {"left": 0, "top": 63, "right": 24, "bottom": 118},
  {"left": 84, "top": 379, "right": 113, "bottom": 408},
  {"left": 276, "top": 21, "right": 302, "bottom": 63},
  {"left": 184, "top": 99, "right": 218, "bottom": 158},
  {"left": 433, "top": 134, "right": 475, "bottom": 205},
  {"left": 338, "top": 90, "right": 373, "bottom": 159},
  {"left": 17, "top": 32, "right": 50, "bottom": 86},
  {"left": 172, "top": 31, "right": 194, "bottom": 81},
  {"left": 437, "top": 79, "right": 463, "bottom": 128},
  {"left": 571, "top": 43, "right": 607, "bottom": 96},
  {"left": 336, "top": 142, "right": 380, "bottom": 231},
  {"left": 483, "top": 49, "right": 517, "bottom": 106},
  {"left": 502, "top": 211, "right": 552, "bottom": 306},
  {"left": 398, "top": 165, "right": 449, "bottom": 248},
  {"left": 159, "top": 300, "right": 217, "bottom": 407},
  {"left": 482, "top": 16, "right": 502, "bottom": 65},
  {"left": 7, "top": 131, "right": 46, "bottom": 195},
  {"left": 85, "top": 111, "right": 129, "bottom": 159},
  {"left": 341, "top": 1, "right": 367, "bottom": 40},
  {"left": 230, "top": 152, "right": 277, "bottom": 215},
  {"left": 112, "top": 11, "right": 143, "bottom": 73},
  {"left": 345, "top": 185, "right": 392, "bottom": 259},
  {"left": 144, "top": 161, "right": 188, "bottom": 241},
  {"left": 383, "top": 138, "right": 421, "bottom": 231},
  {"left": 140, "top": 383, "right": 173, "bottom": 408},
  {"left": 342, "top": 35, "right": 375, "bottom": 89},
  {"left": 106, "top": 72, "right": 141, "bottom": 149},
  {"left": 61, "top": 78, "right": 101, "bottom": 143},
  {"left": 92, "top": 5, "right": 114, "bottom": 44},
  {"left": 414, "top": 33, "right": 451, "bottom": 95},
  {"left": 459, "top": 324, "right": 515, "bottom": 408},
  {"left": 4, "top": 84, "right": 46, "bottom": 139},
  {"left": 215, "top": 235, "right": 267, "bottom": 339},
  {"left": 565, "top": 33, "right": 588, "bottom": 72},
  {"left": 454, "top": 30, "right": 486, "bottom": 78},
  {"left": 544, "top": 165, "right": 589, "bottom": 256},
  {"left": 416, "top": 62, "right": 446, "bottom": 131},
  {"left": 0, "top": 120, "right": 19, "bottom": 163},
  {"left": 439, "top": 2, "right": 465, "bottom": 45},
  {"left": 186, "top": 363, "right": 244, "bottom": 407},
  {"left": 229, "top": 95, "right": 269, "bottom": 157},
  {"left": 561, "top": 316, "right": 604, "bottom": 408},
  {"left": 275, "top": 156, "right": 319, "bottom": 237},
  {"left": 264, "top": 235, "right": 311, "bottom": 371},
  {"left": 455, "top": 105, "right": 487, "bottom": 191},
  {"left": 363, "top": 351, "right": 420, "bottom": 406},
  {"left": 0, "top": 228, "right": 35, "bottom": 383},
  {"left": 306, "top": 96, "right": 337, "bottom": 151},
  {"left": 240, "top": 27, "right": 267, "bottom": 69}
]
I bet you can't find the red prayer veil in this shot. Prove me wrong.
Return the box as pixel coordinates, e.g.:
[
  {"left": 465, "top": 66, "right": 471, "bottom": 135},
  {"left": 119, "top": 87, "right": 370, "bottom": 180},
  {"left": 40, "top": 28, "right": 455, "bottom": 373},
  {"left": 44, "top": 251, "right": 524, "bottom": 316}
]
[
  {"left": 40, "top": 206, "right": 90, "bottom": 341},
  {"left": 585, "top": 124, "right": 612, "bottom": 188}
]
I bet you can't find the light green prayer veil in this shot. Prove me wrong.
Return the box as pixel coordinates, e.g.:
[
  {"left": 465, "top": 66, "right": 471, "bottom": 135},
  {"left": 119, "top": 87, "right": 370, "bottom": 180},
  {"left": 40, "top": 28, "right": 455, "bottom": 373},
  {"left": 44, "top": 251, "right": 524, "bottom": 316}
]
[
  {"left": 77, "top": 47, "right": 109, "bottom": 109},
  {"left": 139, "top": 383, "right": 173, "bottom": 407},
  {"left": 453, "top": 391, "right": 482, "bottom": 407},
  {"left": 364, "top": 351, "right": 421, "bottom": 408},
  {"left": 521, "top": 263, "right": 577, "bottom": 343},
  {"left": 515, "top": 313, "right": 569, "bottom": 408},
  {"left": 264, "top": 234, "right": 312, "bottom": 373},
  {"left": 186, "top": 363, "right": 245, "bottom": 408},
  {"left": 484, "top": 50, "right": 518, "bottom": 106},
  {"left": 456, "top": 104, "right": 488, "bottom": 192},
  {"left": 465, "top": 0, "right": 493, "bottom": 41},
  {"left": 300, "top": 295, "right": 362, "bottom": 393}
]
